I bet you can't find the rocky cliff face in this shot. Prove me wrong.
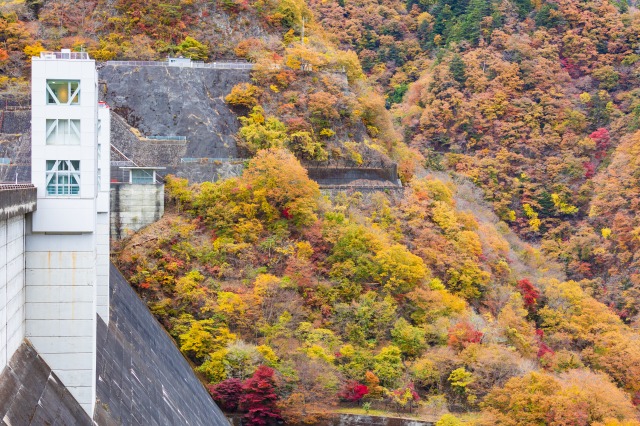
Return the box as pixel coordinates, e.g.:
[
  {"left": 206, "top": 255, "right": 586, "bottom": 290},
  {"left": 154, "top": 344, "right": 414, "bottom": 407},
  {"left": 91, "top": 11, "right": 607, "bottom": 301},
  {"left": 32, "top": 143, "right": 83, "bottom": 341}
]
[{"left": 100, "top": 64, "right": 250, "bottom": 159}]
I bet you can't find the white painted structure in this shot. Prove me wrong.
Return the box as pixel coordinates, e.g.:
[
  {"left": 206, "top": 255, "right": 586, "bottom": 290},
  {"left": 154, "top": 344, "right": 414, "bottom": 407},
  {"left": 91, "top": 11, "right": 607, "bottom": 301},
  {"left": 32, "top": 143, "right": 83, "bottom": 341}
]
[
  {"left": 0, "top": 215, "right": 26, "bottom": 369},
  {"left": 97, "top": 103, "right": 111, "bottom": 322},
  {"left": 24, "top": 49, "right": 110, "bottom": 416},
  {"left": 0, "top": 185, "right": 36, "bottom": 375}
]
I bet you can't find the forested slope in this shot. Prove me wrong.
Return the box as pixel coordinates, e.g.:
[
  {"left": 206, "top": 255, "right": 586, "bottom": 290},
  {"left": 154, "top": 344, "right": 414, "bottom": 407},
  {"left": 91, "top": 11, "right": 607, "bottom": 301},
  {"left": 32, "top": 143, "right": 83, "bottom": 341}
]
[{"left": 4, "top": 0, "right": 640, "bottom": 423}]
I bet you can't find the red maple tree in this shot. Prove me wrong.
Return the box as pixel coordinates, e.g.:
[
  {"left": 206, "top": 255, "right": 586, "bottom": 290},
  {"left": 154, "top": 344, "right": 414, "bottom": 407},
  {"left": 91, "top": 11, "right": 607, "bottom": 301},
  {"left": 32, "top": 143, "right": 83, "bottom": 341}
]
[
  {"left": 240, "top": 365, "right": 282, "bottom": 426},
  {"left": 337, "top": 380, "right": 369, "bottom": 402},
  {"left": 517, "top": 278, "right": 540, "bottom": 312},
  {"left": 208, "top": 378, "right": 243, "bottom": 412}
]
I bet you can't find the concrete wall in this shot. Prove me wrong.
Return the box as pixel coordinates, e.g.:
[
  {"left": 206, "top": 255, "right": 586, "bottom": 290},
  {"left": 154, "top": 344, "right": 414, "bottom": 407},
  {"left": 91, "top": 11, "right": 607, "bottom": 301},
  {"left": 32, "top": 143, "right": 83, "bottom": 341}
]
[
  {"left": 306, "top": 166, "right": 399, "bottom": 186},
  {"left": 0, "top": 215, "right": 26, "bottom": 371},
  {"left": 93, "top": 265, "right": 229, "bottom": 425},
  {"left": 0, "top": 186, "right": 36, "bottom": 371},
  {"left": 96, "top": 106, "right": 110, "bottom": 324},
  {"left": 100, "top": 65, "right": 249, "bottom": 158},
  {"left": 25, "top": 233, "right": 97, "bottom": 414},
  {"left": 0, "top": 110, "right": 30, "bottom": 134},
  {"left": 110, "top": 113, "right": 187, "bottom": 170},
  {"left": 0, "top": 342, "right": 92, "bottom": 425},
  {"left": 110, "top": 183, "right": 164, "bottom": 239},
  {"left": 174, "top": 160, "right": 245, "bottom": 183}
]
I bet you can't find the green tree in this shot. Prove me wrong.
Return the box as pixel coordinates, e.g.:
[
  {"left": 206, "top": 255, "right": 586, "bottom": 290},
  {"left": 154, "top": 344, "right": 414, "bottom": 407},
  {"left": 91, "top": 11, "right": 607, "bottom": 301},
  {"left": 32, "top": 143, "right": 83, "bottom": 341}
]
[
  {"left": 391, "top": 318, "right": 427, "bottom": 358},
  {"left": 449, "top": 54, "right": 467, "bottom": 85},
  {"left": 373, "top": 345, "right": 404, "bottom": 387},
  {"left": 178, "top": 36, "right": 209, "bottom": 60}
]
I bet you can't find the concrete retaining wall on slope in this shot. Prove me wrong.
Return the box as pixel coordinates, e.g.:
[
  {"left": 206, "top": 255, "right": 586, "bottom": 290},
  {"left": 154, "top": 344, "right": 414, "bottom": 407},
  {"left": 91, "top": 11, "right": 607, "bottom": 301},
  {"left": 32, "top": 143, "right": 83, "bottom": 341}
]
[
  {"left": 110, "top": 113, "right": 187, "bottom": 169},
  {"left": 321, "top": 414, "right": 433, "bottom": 426},
  {"left": 229, "top": 413, "right": 433, "bottom": 426},
  {"left": 307, "top": 166, "right": 399, "bottom": 186},
  {"left": 0, "top": 186, "right": 35, "bottom": 370},
  {"left": 93, "top": 265, "right": 229, "bottom": 425},
  {"left": 100, "top": 64, "right": 250, "bottom": 158},
  {"left": 0, "top": 110, "right": 30, "bottom": 134},
  {"left": 110, "top": 183, "right": 164, "bottom": 240},
  {"left": 0, "top": 133, "right": 32, "bottom": 183},
  {"left": 174, "top": 160, "right": 246, "bottom": 182}
]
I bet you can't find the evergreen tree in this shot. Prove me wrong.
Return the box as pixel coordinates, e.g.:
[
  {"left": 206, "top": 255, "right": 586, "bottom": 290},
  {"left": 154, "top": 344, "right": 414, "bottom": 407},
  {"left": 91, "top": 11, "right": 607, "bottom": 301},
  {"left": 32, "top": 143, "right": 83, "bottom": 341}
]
[{"left": 449, "top": 54, "right": 467, "bottom": 85}]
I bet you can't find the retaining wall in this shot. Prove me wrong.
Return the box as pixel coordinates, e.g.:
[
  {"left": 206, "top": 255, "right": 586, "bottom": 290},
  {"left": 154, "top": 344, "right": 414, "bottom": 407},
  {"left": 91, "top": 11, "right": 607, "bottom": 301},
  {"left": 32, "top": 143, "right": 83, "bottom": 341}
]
[
  {"left": 110, "top": 183, "right": 164, "bottom": 239},
  {"left": 307, "top": 166, "right": 399, "bottom": 186},
  {"left": 100, "top": 64, "right": 250, "bottom": 158}
]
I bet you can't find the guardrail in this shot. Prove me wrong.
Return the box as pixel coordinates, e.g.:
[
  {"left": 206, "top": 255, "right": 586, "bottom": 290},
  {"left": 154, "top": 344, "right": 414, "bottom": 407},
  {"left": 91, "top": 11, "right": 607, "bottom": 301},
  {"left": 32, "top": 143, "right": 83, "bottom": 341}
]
[
  {"left": 0, "top": 183, "right": 35, "bottom": 190},
  {"left": 180, "top": 157, "right": 246, "bottom": 163},
  {"left": 40, "top": 51, "right": 89, "bottom": 60},
  {"left": 106, "top": 60, "right": 254, "bottom": 70},
  {"left": 146, "top": 136, "right": 187, "bottom": 141},
  {"left": 302, "top": 160, "right": 396, "bottom": 169},
  {"left": 319, "top": 184, "right": 403, "bottom": 190}
]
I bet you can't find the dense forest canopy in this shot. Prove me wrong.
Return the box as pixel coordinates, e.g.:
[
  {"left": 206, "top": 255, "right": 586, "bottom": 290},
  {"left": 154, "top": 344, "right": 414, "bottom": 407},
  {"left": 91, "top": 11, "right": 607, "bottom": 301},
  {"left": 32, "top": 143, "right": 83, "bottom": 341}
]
[{"left": 4, "top": 0, "right": 640, "bottom": 423}]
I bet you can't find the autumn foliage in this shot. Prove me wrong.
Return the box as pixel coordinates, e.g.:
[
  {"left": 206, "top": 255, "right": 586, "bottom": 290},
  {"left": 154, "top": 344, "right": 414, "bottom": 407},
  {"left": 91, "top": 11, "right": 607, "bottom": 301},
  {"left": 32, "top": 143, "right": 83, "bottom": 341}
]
[
  {"left": 240, "top": 366, "right": 282, "bottom": 426},
  {"left": 14, "top": 0, "right": 640, "bottom": 421}
]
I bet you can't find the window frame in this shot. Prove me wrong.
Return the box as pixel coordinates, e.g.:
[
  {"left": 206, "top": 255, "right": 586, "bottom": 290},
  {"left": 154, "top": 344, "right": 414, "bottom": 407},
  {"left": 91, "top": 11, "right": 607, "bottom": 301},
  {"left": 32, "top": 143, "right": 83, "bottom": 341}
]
[
  {"left": 46, "top": 80, "right": 81, "bottom": 105},
  {"left": 45, "top": 160, "right": 81, "bottom": 196},
  {"left": 45, "top": 119, "right": 81, "bottom": 145}
]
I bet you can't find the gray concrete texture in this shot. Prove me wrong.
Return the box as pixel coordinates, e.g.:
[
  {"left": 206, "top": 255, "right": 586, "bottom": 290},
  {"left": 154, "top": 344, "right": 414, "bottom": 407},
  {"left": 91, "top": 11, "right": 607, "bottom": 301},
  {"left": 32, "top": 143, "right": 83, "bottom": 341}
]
[
  {"left": 110, "top": 183, "right": 164, "bottom": 240},
  {"left": 0, "top": 133, "right": 31, "bottom": 183},
  {"left": 0, "top": 185, "right": 36, "bottom": 220},
  {"left": 306, "top": 166, "right": 398, "bottom": 186},
  {"left": 0, "top": 342, "right": 92, "bottom": 425},
  {"left": 110, "top": 113, "right": 188, "bottom": 170},
  {"left": 0, "top": 110, "right": 30, "bottom": 134},
  {"left": 94, "top": 264, "right": 229, "bottom": 425},
  {"left": 100, "top": 64, "right": 250, "bottom": 158}
]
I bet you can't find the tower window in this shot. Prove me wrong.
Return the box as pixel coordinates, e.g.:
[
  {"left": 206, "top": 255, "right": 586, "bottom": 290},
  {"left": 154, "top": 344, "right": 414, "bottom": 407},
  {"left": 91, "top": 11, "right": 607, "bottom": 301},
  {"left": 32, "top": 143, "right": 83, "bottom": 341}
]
[
  {"left": 46, "top": 80, "right": 80, "bottom": 105},
  {"left": 46, "top": 119, "right": 81, "bottom": 145},
  {"left": 46, "top": 160, "right": 80, "bottom": 196}
]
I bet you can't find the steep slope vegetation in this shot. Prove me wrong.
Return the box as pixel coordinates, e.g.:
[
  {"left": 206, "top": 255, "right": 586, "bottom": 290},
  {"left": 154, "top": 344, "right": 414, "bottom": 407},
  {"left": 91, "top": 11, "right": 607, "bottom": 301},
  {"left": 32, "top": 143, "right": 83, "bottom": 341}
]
[
  {"left": 4, "top": 0, "right": 640, "bottom": 422},
  {"left": 115, "top": 149, "right": 640, "bottom": 424},
  {"left": 309, "top": 0, "right": 640, "bottom": 323}
]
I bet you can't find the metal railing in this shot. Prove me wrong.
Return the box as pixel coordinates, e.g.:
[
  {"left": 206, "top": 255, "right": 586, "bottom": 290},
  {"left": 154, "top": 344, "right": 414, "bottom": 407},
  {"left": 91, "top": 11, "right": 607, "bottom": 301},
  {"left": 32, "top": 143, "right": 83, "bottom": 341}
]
[
  {"left": 106, "top": 60, "right": 253, "bottom": 70},
  {"left": 40, "top": 51, "right": 89, "bottom": 60},
  {"left": 180, "top": 157, "right": 246, "bottom": 163},
  {"left": 302, "top": 159, "right": 396, "bottom": 169},
  {"left": 320, "top": 184, "right": 403, "bottom": 190},
  {"left": 0, "top": 183, "right": 35, "bottom": 190},
  {"left": 146, "top": 135, "right": 187, "bottom": 141}
]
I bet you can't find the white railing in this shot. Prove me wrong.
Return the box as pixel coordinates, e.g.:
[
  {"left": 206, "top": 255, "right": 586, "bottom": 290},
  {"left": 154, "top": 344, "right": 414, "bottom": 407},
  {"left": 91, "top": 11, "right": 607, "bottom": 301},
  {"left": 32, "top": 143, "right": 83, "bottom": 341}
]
[
  {"left": 180, "top": 157, "right": 245, "bottom": 163},
  {"left": 106, "top": 60, "right": 253, "bottom": 70},
  {"left": 40, "top": 51, "right": 89, "bottom": 60},
  {"left": 146, "top": 135, "right": 187, "bottom": 141}
]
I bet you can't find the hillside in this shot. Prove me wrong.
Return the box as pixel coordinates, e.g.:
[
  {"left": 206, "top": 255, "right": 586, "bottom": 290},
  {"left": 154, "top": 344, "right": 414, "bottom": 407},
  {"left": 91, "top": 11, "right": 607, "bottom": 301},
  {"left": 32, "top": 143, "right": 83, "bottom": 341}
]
[
  {"left": 4, "top": 0, "right": 640, "bottom": 423},
  {"left": 115, "top": 149, "right": 640, "bottom": 424}
]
